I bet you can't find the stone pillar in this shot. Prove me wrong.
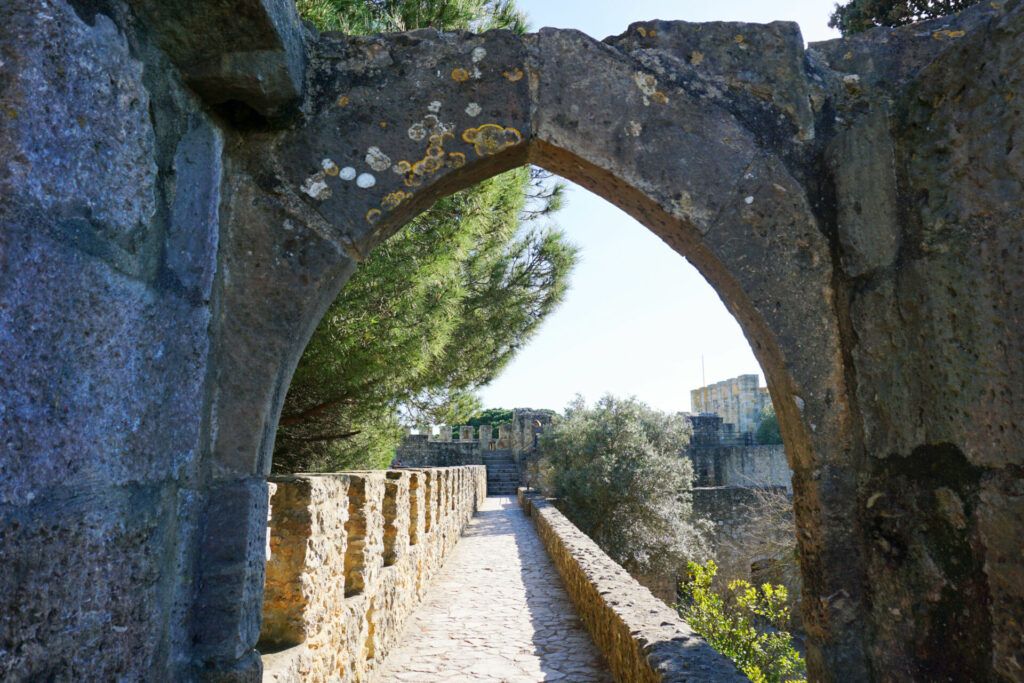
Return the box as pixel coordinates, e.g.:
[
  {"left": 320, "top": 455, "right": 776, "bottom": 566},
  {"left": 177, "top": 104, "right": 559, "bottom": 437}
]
[
  {"left": 478, "top": 424, "right": 491, "bottom": 447},
  {"left": 436, "top": 424, "right": 450, "bottom": 442},
  {"left": 459, "top": 425, "right": 473, "bottom": 441}
]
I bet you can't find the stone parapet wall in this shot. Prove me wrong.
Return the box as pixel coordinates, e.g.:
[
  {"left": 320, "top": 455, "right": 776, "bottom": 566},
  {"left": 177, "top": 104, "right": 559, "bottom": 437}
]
[
  {"left": 260, "top": 466, "right": 487, "bottom": 682},
  {"left": 392, "top": 435, "right": 485, "bottom": 467},
  {"left": 517, "top": 490, "right": 745, "bottom": 682},
  {"left": 690, "top": 443, "right": 792, "bottom": 492}
]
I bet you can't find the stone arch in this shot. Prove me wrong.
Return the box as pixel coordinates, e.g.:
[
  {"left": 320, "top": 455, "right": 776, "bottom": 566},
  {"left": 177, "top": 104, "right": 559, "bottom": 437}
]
[
  {"left": 202, "top": 21, "right": 865, "bottom": 679},
  {"left": 6, "top": 1, "right": 1021, "bottom": 680}
]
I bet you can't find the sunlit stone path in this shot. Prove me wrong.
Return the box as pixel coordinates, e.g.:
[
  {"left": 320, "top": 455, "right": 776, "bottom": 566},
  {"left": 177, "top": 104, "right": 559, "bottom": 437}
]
[{"left": 379, "top": 496, "right": 612, "bottom": 682}]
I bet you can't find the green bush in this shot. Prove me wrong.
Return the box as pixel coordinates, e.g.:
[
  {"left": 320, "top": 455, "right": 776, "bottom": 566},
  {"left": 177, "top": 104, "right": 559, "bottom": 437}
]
[
  {"left": 679, "top": 560, "right": 806, "bottom": 683},
  {"left": 535, "top": 395, "right": 709, "bottom": 578}
]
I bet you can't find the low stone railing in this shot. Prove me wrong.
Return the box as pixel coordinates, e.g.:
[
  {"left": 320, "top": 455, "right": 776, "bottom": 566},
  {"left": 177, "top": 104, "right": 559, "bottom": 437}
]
[
  {"left": 259, "top": 466, "right": 487, "bottom": 682},
  {"left": 517, "top": 489, "right": 746, "bottom": 682}
]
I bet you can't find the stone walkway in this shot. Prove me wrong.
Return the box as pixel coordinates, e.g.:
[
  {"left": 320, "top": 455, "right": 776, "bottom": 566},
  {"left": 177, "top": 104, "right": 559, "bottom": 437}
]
[{"left": 378, "top": 497, "right": 612, "bottom": 682}]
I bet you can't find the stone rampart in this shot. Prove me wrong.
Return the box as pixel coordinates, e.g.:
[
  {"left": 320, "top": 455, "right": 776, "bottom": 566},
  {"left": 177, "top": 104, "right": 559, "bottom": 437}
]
[
  {"left": 259, "top": 466, "right": 486, "bottom": 682},
  {"left": 690, "top": 444, "right": 792, "bottom": 492},
  {"left": 517, "top": 490, "right": 745, "bottom": 682},
  {"left": 392, "top": 434, "right": 485, "bottom": 467}
]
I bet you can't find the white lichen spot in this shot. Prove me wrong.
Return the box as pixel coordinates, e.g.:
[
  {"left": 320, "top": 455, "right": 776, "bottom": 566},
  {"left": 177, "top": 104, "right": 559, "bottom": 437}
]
[
  {"left": 356, "top": 172, "right": 376, "bottom": 188},
  {"left": 465, "top": 102, "right": 482, "bottom": 117},
  {"left": 366, "top": 146, "right": 391, "bottom": 172},
  {"left": 339, "top": 166, "right": 357, "bottom": 181},
  {"left": 428, "top": 100, "right": 442, "bottom": 113},
  {"left": 633, "top": 71, "right": 666, "bottom": 106},
  {"left": 471, "top": 46, "right": 487, "bottom": 63},
  {"left": 408, "top": 122, "right": 427, "bottom": 141},
  {"left": 625, "top": 121, "right": 642, "bottom": 137},
  {"left": 301, "top": 173, "right": 331, "bottom": 200},
  {"left": 744, "top": 195, "right": 754, "bottom": 205},
  {"left": 472, "top": 66, "right": 482, "bottom": 79},
  {"left": 321, "top": 158, "right": 339, "bottom": 176}
]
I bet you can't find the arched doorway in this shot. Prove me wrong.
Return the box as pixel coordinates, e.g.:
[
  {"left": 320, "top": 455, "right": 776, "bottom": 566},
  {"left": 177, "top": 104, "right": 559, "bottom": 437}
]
[{"left": 200, "top": 22, "right": 865, "bottom": 680}]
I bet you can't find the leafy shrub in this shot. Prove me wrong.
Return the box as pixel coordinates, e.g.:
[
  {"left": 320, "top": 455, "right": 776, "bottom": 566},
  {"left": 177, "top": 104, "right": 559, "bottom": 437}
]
[
  {"left": 534, "top": 395, "right": 709, "bottom": 578},
  {"left": 679, "top": 560, "right": 806, "bottom": 683}
]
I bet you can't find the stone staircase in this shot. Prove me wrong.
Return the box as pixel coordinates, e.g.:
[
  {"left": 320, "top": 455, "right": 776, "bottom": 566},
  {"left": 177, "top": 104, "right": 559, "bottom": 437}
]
[{"left": 483, "top": 451, "right": 520, "bottom": 496}]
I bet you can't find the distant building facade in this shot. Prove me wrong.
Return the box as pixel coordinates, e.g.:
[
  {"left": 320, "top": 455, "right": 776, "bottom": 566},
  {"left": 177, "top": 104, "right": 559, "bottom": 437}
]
[{"left": 690, "top": 373, "right": 770, "bottom": 436}]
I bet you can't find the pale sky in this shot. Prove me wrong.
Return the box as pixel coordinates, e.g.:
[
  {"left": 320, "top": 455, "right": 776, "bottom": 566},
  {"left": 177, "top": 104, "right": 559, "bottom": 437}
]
[{"left": 477, "top": 1, "right": 841, "bottom": 414}]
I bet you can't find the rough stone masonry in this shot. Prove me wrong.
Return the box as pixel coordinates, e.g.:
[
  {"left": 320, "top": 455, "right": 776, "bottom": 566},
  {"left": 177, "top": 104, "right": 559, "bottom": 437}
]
[{"left": 0, "top": 0, "right": 1021, "bottom": 681}]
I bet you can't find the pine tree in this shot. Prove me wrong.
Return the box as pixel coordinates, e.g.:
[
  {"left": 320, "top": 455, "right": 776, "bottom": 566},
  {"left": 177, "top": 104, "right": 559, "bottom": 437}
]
[{"left": 273, "top": 3, "right": 576, "bottom": 473}]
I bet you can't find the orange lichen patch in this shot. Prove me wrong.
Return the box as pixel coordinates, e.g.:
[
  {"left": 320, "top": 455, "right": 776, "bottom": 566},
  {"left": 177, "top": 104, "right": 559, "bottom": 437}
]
[
  {"left": 381, "top": 190, "right": 412, "bottom": 211},
  {"left": 932, "top": 29, "right": 966, "bottom": 39},
  {"left": 322, "top": 159, "right": 340, "bottom": 176},
  {"left": 734, "top": 34, "right": 745, "bottom": 43},
  {"left": 366, "top": 208, "right": 381, "bottom": 224},
  {"left": 394, "top": 115, "right": 456, "bottom": 187},
  {"left": 650, "top": 91, "right": 669, "bottom": 105},
  {"left": 447, "top": 152, "right": 466, "bottom": 168},
  {"left": 502, "top": 68, "right": 524, "bottom": 82},
  {"left": 337, "top": 95, "right": 350, "bottom": 107},
  {"left": 451, "top": 67, "right": 470, "bottom": 82},
  {"left": 461, "top": 124, "right": 523, "bottom": 157},
  {"left": 637, "top": 26, "right": 647, "bottom": 37},
  {"left": 690, "top": 51, "right": 704, "bottom": 66},
  {"left": 379, "top": 121, "right": 388, "bottom": 128}
]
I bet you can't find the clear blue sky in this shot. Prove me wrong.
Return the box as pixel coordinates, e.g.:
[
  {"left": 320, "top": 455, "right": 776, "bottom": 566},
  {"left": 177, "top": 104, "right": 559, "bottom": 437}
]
[{"left": 477, "top": 1, "right": 840, "bottom": 415}]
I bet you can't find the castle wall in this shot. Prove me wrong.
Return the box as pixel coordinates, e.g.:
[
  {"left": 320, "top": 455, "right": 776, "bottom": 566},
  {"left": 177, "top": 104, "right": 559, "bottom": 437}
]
[
  {"left": 690, "top": 374, "right": 771, "bottom": 435},
  {"left": 687, "top": 414, "right": 792, "bottom": 492},
  {"left": 690, "top": 444, "right": 792, "bottom": 492},
  {"left": 392, "top": 434, "right": 485, "bottom": 467},
  {"left": 260, "top": 466, "right": 487, "bottom": 682}
]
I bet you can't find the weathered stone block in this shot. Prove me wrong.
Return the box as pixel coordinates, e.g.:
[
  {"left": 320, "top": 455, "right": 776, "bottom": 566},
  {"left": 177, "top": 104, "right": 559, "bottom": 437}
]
[{"left": 0, "top": 482, "right": 181, "bottom": 679}]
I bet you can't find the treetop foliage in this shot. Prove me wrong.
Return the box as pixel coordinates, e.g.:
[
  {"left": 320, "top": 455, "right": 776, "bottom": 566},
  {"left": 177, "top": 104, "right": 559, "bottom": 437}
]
[
  {"left": 275, "top": 168, "right": 576, "bottom": 472},
  {"left": 755, "top": 404, "right": 782, "bottom": 445},
  {"left": 297, "top": 0, "right": 528, "bottom": 34},
  {"left": 829, "top": 0, "right": 978, "bottom": 34}
]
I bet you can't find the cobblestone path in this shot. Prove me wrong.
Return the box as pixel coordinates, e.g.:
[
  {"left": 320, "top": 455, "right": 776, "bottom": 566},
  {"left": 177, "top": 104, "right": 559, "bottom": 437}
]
[{"left": 379, "top": 496, "right": 612, "bottom": 682}]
